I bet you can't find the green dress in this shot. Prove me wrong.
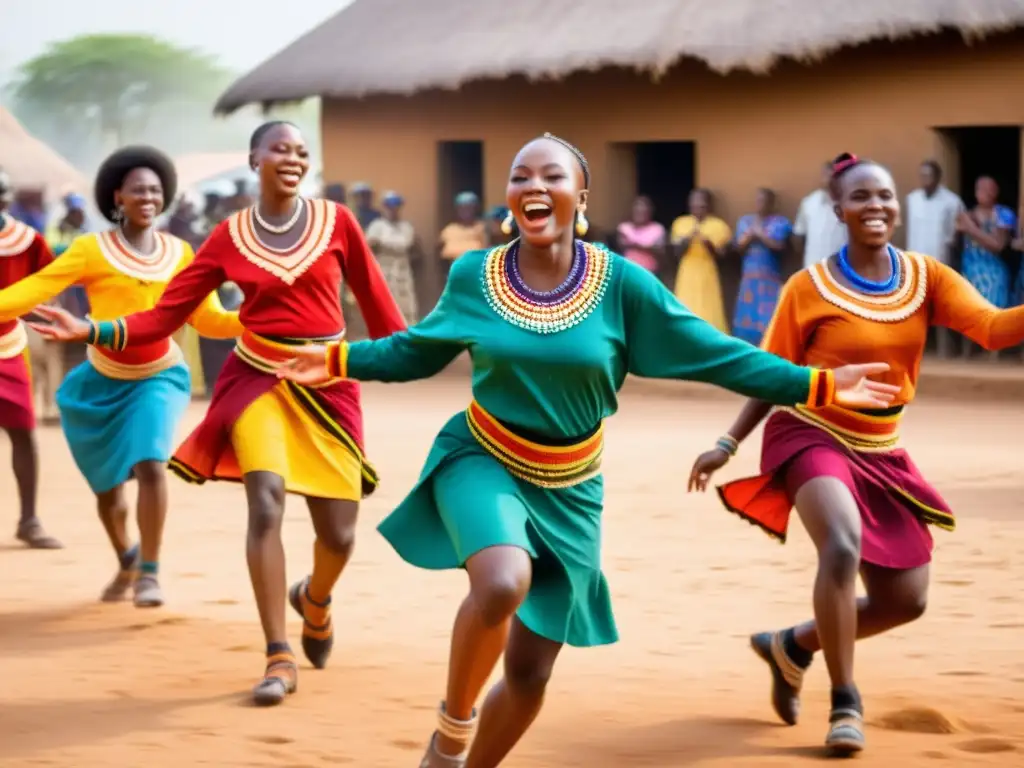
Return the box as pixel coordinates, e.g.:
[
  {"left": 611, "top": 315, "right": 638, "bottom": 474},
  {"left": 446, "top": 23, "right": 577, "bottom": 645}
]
[{"left": 345, "top": 243, "right": 820, "bottom": 648}]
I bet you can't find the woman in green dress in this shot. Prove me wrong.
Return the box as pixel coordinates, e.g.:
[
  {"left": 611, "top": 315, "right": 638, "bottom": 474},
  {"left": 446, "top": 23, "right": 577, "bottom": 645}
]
[{"left": 277, "top": 134, "right": 899, "bottom": 768}]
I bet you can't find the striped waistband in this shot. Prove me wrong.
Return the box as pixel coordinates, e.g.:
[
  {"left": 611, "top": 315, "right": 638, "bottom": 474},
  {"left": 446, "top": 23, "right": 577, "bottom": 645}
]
[
  {"left": 87, "top": 341, "right": 183, "bottom": 380},
  {"left": 779, "top": 403, "right": 904, "bottom": 452},
  {"left": 465, "top": 400, "right": 603, "bottom": 488},
  {"left": 235, "top": 330, "right": 344, "bottom": 387},
  {"left": 0, "top": 321, "right": 27, "bottom": 360}
]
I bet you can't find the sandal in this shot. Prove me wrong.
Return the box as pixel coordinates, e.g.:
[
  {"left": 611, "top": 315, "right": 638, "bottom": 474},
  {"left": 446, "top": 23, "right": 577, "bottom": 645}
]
[
  {"left": 252, "top": 651, "right": 298, "bottom": 707},
  {"left": 288, "top": 577, "right": 334, "bottom": 669},
  {"left": 825, "top": 708, "right": 865, "bottom": 757},
  {"left": 419, "top": 701, "right": 476, "bottom": 767},
  {"left": 15, "top": 519, "right": 63, "bottom": 550},
  {"left": 750, "top": 631, "right": 808, "bottom": 725},
  {"left": 133, "top": 574, "right": 164, "bottom": 608},
  {"left": 100, "top": 545, "right": 139, "bottom": 602}
]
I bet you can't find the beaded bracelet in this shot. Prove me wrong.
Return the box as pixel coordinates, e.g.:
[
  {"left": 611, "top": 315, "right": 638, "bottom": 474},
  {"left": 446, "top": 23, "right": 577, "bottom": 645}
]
[{"left": 715, "top": 434, "right": 739, "bottom": 457}]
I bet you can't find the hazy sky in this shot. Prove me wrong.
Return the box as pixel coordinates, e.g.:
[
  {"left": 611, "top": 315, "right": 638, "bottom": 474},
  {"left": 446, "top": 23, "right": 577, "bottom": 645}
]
[{"left": 0, "top": 0, "right": 352, "bottom": 86}]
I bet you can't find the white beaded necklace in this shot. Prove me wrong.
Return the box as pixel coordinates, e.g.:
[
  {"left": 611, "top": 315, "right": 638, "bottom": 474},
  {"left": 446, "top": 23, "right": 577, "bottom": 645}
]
[{"left": 254, "top": 198, "right": 303, "bottom": 234}]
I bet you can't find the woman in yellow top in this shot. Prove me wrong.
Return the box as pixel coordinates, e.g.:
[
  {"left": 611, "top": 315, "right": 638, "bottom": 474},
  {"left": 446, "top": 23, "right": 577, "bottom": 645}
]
[
  {"left": 670, "top": 188, "right": 732, "bottom": 332},
  {"left": 0, "top": 147, "right": 241, "bottom": 607},
  {"left": 438, "top": 191, "right": 487, "bottom": 279}
]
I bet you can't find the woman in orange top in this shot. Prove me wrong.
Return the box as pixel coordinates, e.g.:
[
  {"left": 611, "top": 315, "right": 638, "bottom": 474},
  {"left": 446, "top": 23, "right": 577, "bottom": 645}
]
[{"left": 688, "top": 154, "right": 1024, "bottom": 757}]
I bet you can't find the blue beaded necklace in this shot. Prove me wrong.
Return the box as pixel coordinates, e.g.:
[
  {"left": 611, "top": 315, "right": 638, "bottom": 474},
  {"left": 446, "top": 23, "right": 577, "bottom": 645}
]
[{"left": 836, "top": 245, "right": 901, "bottom": 295}]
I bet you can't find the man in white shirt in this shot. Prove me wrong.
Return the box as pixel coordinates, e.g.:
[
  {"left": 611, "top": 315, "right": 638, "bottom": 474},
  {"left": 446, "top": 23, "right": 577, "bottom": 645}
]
[
  {"left": 905, "top": 160, "right": 965, "bottom": 357},
  {"left": 794, "top": 161, "right": 848, "bottom": 268},
  {"left": 905, "top": 160, "right": 964, "bottom": 263}
]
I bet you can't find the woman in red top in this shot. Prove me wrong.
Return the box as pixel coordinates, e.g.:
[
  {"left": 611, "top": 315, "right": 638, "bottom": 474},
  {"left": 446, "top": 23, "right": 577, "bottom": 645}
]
[
  {"left": 34, "top": 122, "right": 407, "bottom": 706},
  {"left": 0, "top": 169, "right": 62, "bottom": 550}
]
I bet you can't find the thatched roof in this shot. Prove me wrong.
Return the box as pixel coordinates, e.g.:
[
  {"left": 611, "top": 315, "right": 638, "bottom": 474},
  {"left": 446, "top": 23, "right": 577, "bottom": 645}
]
[
  {"left": 0, "top": 107, "right": 88, "bottom": 193},
  {"left": 215, "top": 0, "right": 1024, "bottom": 113}
]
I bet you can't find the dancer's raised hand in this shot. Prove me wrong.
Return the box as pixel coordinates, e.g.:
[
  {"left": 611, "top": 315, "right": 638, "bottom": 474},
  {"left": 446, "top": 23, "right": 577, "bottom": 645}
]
[{"left": 26, "top": 305, "right": 91, "bottom": 343}]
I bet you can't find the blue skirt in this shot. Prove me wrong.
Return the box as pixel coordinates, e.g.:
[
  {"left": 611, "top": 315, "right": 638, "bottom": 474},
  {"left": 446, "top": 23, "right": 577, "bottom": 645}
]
[{"left": 57, "top": 360, "right": 192, "bottom": 494}]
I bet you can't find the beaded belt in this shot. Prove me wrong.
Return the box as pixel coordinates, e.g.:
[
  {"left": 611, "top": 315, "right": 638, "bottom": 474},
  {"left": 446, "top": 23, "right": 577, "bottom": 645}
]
[
  {"left": 235, "top": 330, "right": 344, "bottom": 388},
  {"left": 779, "top": 403, "right": 904, "bottom": 452},
  {"left": 465, "top": 400, "right": 603, "bottom": 488}
]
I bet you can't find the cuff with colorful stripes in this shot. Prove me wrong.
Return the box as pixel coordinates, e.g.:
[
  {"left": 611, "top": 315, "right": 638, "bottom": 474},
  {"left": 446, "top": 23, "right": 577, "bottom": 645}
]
[
  {"left": 804, "top": 368, "right": 836, "bottom": 409},
  {"left": 324, "top": 340, "right": 348, "bottom": 379},
  {"left": 87, "top": 318, "right": 128, "bottom": 351}
]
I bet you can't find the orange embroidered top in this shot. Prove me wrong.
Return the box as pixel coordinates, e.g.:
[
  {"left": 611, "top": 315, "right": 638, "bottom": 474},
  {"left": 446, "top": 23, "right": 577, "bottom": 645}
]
[
  {"left": 763, "top": 250, "right": 1024, "bottom": 406},
  {"left": 107, "top": 199, "right": 407, "bottom": 346}
]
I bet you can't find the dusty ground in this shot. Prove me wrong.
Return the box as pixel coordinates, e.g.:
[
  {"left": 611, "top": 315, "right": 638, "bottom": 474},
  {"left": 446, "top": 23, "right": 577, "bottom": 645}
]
[{"left": 2, "top": 378, "right": 1023, "bottom": 767}]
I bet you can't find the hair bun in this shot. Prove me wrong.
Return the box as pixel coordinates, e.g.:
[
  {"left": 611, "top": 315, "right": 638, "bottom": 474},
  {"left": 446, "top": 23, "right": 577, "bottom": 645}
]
[{"left": 832, "top": 152, "right": 859, "bottom": 173}]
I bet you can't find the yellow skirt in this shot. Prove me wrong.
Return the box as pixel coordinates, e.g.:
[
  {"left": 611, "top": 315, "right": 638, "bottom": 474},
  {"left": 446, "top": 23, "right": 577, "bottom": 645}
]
[
  {"left": 674, "top": 251, "right": 728, "bottom": 332},
  {"left": 230, "top": 379, "right": 362, "bottom": 501}
]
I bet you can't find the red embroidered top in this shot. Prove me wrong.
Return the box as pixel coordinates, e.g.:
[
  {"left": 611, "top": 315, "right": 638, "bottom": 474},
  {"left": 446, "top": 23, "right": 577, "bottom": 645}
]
[
  {"left": 120, "top": 199, "right": 406, "bottom": 343},
  {"left": 0, "top": 215, "right": 54, "bottom": 336}
]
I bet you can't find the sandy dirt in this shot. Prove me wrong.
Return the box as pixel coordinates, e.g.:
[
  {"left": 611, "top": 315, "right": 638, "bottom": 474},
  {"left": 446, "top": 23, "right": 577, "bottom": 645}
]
[{"left": 2, "top": 378, "right": 1023, "bottom": 767}]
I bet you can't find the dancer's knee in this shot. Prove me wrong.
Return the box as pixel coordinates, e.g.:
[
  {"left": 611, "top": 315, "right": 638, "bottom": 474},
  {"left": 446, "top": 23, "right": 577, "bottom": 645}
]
[
  {"left": 245, "top": 475, "right": 286, "bottom": 539},
  {"left": 795, "top": 476, "right": 861, "bottom": 583},
  {"left": 317, "top": 520, "right": 355, "bottom": 557},
  {"left": 891, "top": 591, "right": 927, "bottom": 624},
  {"left": 97, "top": 488, "right": 128, "bottom": 519},
  {"left": 820, "top": 530, "right": 861, "bottom": 583},
  {"left": 132, "top": 460, "right": 165, "bottom": 485},
  {"left": 472, "top": 573, "right": 529, "bottom": 627},
  {"left": 466, "top": 548, "right": 531, "bottom": 628},
  {"left": 310, "top": 500, "right": 358, "bottom": 556}
]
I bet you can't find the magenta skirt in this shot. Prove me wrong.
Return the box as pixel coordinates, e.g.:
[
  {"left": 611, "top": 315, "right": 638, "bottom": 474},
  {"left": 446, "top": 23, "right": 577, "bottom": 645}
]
[
  {"left": 717, "top": 411, "right": 954, "bottom": 570},
  {"left": 0, "top": 351, "right": 34, "bottom": 431}
]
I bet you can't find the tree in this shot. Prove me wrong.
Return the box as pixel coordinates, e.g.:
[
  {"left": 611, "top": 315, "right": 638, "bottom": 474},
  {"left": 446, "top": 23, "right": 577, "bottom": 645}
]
[{"left": 10, "top": 34, "right": 230, "bottom": 148}]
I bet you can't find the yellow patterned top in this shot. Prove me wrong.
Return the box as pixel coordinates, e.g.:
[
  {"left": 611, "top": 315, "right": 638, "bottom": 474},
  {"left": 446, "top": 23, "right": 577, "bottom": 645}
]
[{"left": 0, "top": 230, "right": 241, "bottom": 338}]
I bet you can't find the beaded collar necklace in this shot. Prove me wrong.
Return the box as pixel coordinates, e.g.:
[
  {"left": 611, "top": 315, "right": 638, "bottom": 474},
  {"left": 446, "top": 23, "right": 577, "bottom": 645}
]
[{"left": 482, "top": 239, "right": 612, "bottom": 334}]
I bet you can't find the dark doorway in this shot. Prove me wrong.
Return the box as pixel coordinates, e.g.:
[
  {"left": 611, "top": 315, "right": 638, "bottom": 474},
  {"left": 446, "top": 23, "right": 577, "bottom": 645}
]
[
  {"left": 943, "top": 126, "right": 1021, "bottom": 210},
  {"left": 432, "top": 141, "right": 484, "bottom": 306},
  {"left": 631, "top": 141, "right": 697, "bottom": 289},
  {"left": 634, "top": 141, "right": 697, "bottom": 229},
  {"left": 437, "top": 141, "right": 484, "bottom": 225}
]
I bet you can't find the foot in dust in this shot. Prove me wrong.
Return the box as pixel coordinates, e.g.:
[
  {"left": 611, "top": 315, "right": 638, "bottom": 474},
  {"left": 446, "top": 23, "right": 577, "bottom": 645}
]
[{"left": 2, "top": 384, "right": 1023, "bottom": 766}]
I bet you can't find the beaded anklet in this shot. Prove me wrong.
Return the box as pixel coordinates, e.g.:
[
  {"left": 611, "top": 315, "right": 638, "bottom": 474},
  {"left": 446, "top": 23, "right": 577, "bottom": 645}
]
[{"left": 436, "top": 701, "right": 478, "bottom": 754}]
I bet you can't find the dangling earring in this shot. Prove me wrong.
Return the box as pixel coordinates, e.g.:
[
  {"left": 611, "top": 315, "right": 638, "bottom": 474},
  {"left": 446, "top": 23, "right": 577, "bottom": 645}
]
[
  {"left": 113, "top": 205, "right": 124, "bottom": 224},
  {"left": 575, "top": 210, "right": 589, "bottom": 237},
  {"left": 500, "top": 211, "right": 515, "bottom": 235}
]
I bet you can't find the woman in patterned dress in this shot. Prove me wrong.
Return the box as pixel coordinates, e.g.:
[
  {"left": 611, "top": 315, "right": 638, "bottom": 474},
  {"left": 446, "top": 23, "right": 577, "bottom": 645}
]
[
  {"left": 958, "top": 176, "right": 1016, "bottom": 358},
  {"left": 732, "top": 188, "right": 792, "bottom": 346},
  {"left": 365, "top": 191, "right": 420, "bottom": 323}
]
